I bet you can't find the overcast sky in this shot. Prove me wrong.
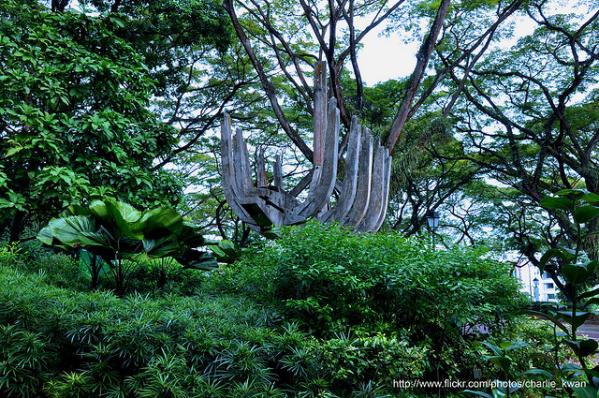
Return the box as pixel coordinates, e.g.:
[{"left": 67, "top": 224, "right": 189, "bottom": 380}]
[
  {"left": 357, "top": 14, "right": 535, "bottom": 85},
  {"left": 356, "top": 1, "right": 591, "bottom": 85}
]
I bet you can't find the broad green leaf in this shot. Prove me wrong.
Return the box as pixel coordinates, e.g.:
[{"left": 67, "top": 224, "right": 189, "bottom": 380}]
[
  {"left": 5, "top": 146, "right": 22, "bottom": 157},
  {"left": 484, "top": 355, "right": 511, "bottom": 370},
  {"left": 218, "top": 239, "right": 235, "bottom": 251},
  {"left": 177, "top": 222, "right": 206, "bottom": 247},
  {"left": 574, "top": 205, "right": 599, "bottom": 224},
  {"left": 138, "top": 207, "right": 183, "bottom": 239},
  {"left": 565, "top": 339, "right": 598, "bottom": 357},
  {"left": 557, "top": 311, "right": 591, "bottom": 329},
  {"left": 89, "top": 200, "right": 109, "bottom": 220},
  {"left": 142, "top": 237, "right": 181, "bottom": 258},
  {"left": 562, "top": 262, "right": 595, "bottom": 285},
  {"left": 46, "top": 216, "right": 106, "bottom": 248},
  {"left": 572, "top": 386, "right": 598, "bottom": 398},
  {"left": 540, "top": 196, "right": 572, "bottom": 210},
  {"left": 527, "top": 310, "right": 570, "bottom": 334},
  {"left": 581, "top": 192, "right": 599, "bottom": 204},
  {"left": 176, "top": 249, "right": 218, "bottom": 271},
  {"left": 539, "top": 248, "right": 576, "bottom": 271},
  {"left": 579, "top": 287, "right": 599, "bottom": 300},
  {"left": 482, "top": 341, "right": 502, "bottom": 355},
  {"left": 103, "top": 198, "right": 143, "bottom": 239},
  {"left": 582, "top": 297, "right": 599, "bottom": 308},
  {"left": 37, "top": 226, "right": 54, "bottom": 246},
  {"left": 556, "top": 189, "right": 586, "bottom": 198}
]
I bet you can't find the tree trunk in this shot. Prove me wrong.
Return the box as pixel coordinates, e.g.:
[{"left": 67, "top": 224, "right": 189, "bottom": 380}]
[
  {"left": 9, "top": 211, "right": 26, "bottom": 243},
  {"left": 90, "top": 254, "right": 100, "bottom": 290}
]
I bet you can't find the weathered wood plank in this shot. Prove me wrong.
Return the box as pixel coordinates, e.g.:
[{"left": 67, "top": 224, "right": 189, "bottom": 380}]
[
  {"left": 234, "top": 128, "right": 253, "bottom": 193},
  {"left": 220, "top": 113, "right": 259, "bottom": 227},
  {"left": 313, "top": 61, "right": 327, "bottom": 166},
  {"left": 373, "top": 150, "right": 392, "bottom": 231},
  {"left": 289, "top": 170, "right": 313, "bottom": 197},
  {"left": 256, "top": 149, "right": 268, "bottom": 187},
  {"left": 357, "top": 141, "right": 386, "bottom": 231},
  {"left": 273, "top": 153, "right": 283, "bottom": 190},
  {"left": 320, "top": 115, "right": 362, "bottom": 222},
  {"left": 294, "top": 97, "right": 340, "bottom": 219},
  {"left": 340, "top": 128, "right": 373, "bottom": 226}
]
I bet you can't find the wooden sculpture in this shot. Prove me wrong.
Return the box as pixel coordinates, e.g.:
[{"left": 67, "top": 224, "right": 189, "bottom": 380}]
[{"left": 220, "top": 61, "right": 392, "bottom": 233}]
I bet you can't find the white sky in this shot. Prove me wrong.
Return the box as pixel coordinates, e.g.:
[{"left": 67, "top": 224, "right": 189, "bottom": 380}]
[{"left": 356, "top": 2, "right": 588, "bottom": 85}]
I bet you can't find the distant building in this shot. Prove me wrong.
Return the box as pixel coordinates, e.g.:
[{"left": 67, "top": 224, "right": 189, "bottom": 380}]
[{"left": 514, "top": 261, "right": 559, "bottom": 302}]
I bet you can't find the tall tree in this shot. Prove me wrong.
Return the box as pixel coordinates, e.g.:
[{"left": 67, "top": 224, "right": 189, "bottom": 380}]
[
  {"left": 0, "top": 1, "right": 182, "bottom": 240},
  {"left": 437, "top": 0, "right": 598, "bottom": 259},
  {"left": 222, "top": 0, "right": 524, "bottom": 158}
]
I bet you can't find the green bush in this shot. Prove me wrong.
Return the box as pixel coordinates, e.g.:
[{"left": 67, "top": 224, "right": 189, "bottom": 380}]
[
  {"left": 0, "top": 254, "right": 428, "bottom": 397},
  {"left": 474, "top": 318, "right": 563, "bottom": 380},
  {"left": 3, "top": 245, "right": 205, "bottom": 296},
  {"left": 0, "top": 265, "right": 276, "bottom": 397},
  {"left": 0, "top": 223, "right": 550, "bottom": 397},
  {"left": 211, "top": 222, "right": 528, "bottom": 379}
]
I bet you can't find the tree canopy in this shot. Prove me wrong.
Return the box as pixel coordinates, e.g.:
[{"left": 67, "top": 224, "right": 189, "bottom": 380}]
[{"left": 0, "top": 0, "right": 597, "bottom": 262}]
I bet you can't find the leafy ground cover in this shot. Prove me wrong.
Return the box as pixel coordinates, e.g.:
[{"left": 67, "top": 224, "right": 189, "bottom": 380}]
[{"left": 0, "top": 223, "right": 558, "bottom": 397}]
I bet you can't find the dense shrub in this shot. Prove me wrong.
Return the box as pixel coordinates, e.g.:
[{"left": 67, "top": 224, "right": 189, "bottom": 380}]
[
  {"left": 479, "top": 318, "right": 563, "bottom": 379},
  {"left": 0, "top": 264, "right": 276, "bottom": 397},
  {"left": 210, "top": 222, "right": 528, "bottom": 379},
  {"left": 0, "top": 254, "right": 428, "bottom": 397},
  {"left": 0, "top": 224, "right": 552, "bottom": 397},
  {"left": 5, "top": 244, "right": 205, "bottom": 296}
]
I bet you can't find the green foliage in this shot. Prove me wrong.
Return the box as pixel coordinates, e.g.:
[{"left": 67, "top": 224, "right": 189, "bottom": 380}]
[
  {"left": 212, "top": 222, "right": 528, "bottom": 383},
  {"left": 0, "top": 252, "right": 429, "bottom": 397},
  {"left": 0, "top": 325, "right": 55, "bottom": 398},
  {"left": 224, "top": 222, "right": 524, "bottom": 332},
  {"left": 470, "top": 190, "right": 599, "bottom": 397},
  {"left": 9, "top": 247, "right": 204, "bottom": 297},
  {"left": 1, "top": 222, "right": 565, "bottom": 397},
  {"left": 536, "top": 190, "right": 599, "bottom": 392},
  {"left": 37, "top": 198, "right": 215, "bottom": 294},
  {"left": 208, "top": 239, "right": 243, "bottom": 264},
  {"left": 0, "top": 0, "right": 182, "bottom": 238},
  {"left": 0, "top": 263, "right": 279, "bottom": 397},
  {"left": 320, "top": 331, "right": 428, "bottom": 390}
]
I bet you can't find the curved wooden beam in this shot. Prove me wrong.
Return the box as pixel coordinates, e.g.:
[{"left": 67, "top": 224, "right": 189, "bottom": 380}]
[
  {"left": 219, "top": 63, "right": 392, "bottom": 233},
  {"left": 320, "top": 115, "right": 362, "bottom": 222},
  {"left": 340, "top": 128, "right": 373, "bottom": 226},
  {"left": 220, "top": 114, "right": 259, "bottom": 228},
  {"left": 357, "top": 142, "right": 386, "bottom": 232},
  {"left": 293, "top": 97, "right": 340, "bottom": 219}
]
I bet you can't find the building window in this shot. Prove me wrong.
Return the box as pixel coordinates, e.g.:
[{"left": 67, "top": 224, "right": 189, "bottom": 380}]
[
  {"left": 542, "top": 271, "right": 551, "bottom": 279},
  {"left": 547, "top": 294, "right": 556, "bottom": 300},
  {"left": 544, "top": 283, "right": 554, "bottom": 289}
]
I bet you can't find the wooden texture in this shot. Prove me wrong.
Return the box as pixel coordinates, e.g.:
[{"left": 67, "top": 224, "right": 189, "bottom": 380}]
[
  {"left": 293, "top": 97, "right": 339, "bottom": 219},
  {"left": 339, "top": 128, "right": 373, "bottom": 226},
  {"left": 220, "top": 63, "right": 392, "bottom": 233},
  {"left": 320, "top": 115, "right": 361, "bottom": 222}
]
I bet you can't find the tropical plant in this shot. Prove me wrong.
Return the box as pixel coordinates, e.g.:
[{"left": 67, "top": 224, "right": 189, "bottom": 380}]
[
  {"left": 208, "top": 239, "right": 243, "bottom": 264},
  {"left": 532, "top": 190, "right": 599, "bottom": 396},
  {"left": 468, "top": 190, "right": 599, "bottom": 397},
  {"left": 37, "top": 198, "right": 216, "bottom": 295},
  {"left": 0, "top": 1, "right": 186, "bottom": 242},
  {"left": 210, "top": 221, "right": 529, "bottom": 386}
]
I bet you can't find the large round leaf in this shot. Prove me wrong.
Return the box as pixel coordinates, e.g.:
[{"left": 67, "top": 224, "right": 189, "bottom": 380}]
[{"left": 138, "top": 207, "right": 183, "bottom": 239}]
